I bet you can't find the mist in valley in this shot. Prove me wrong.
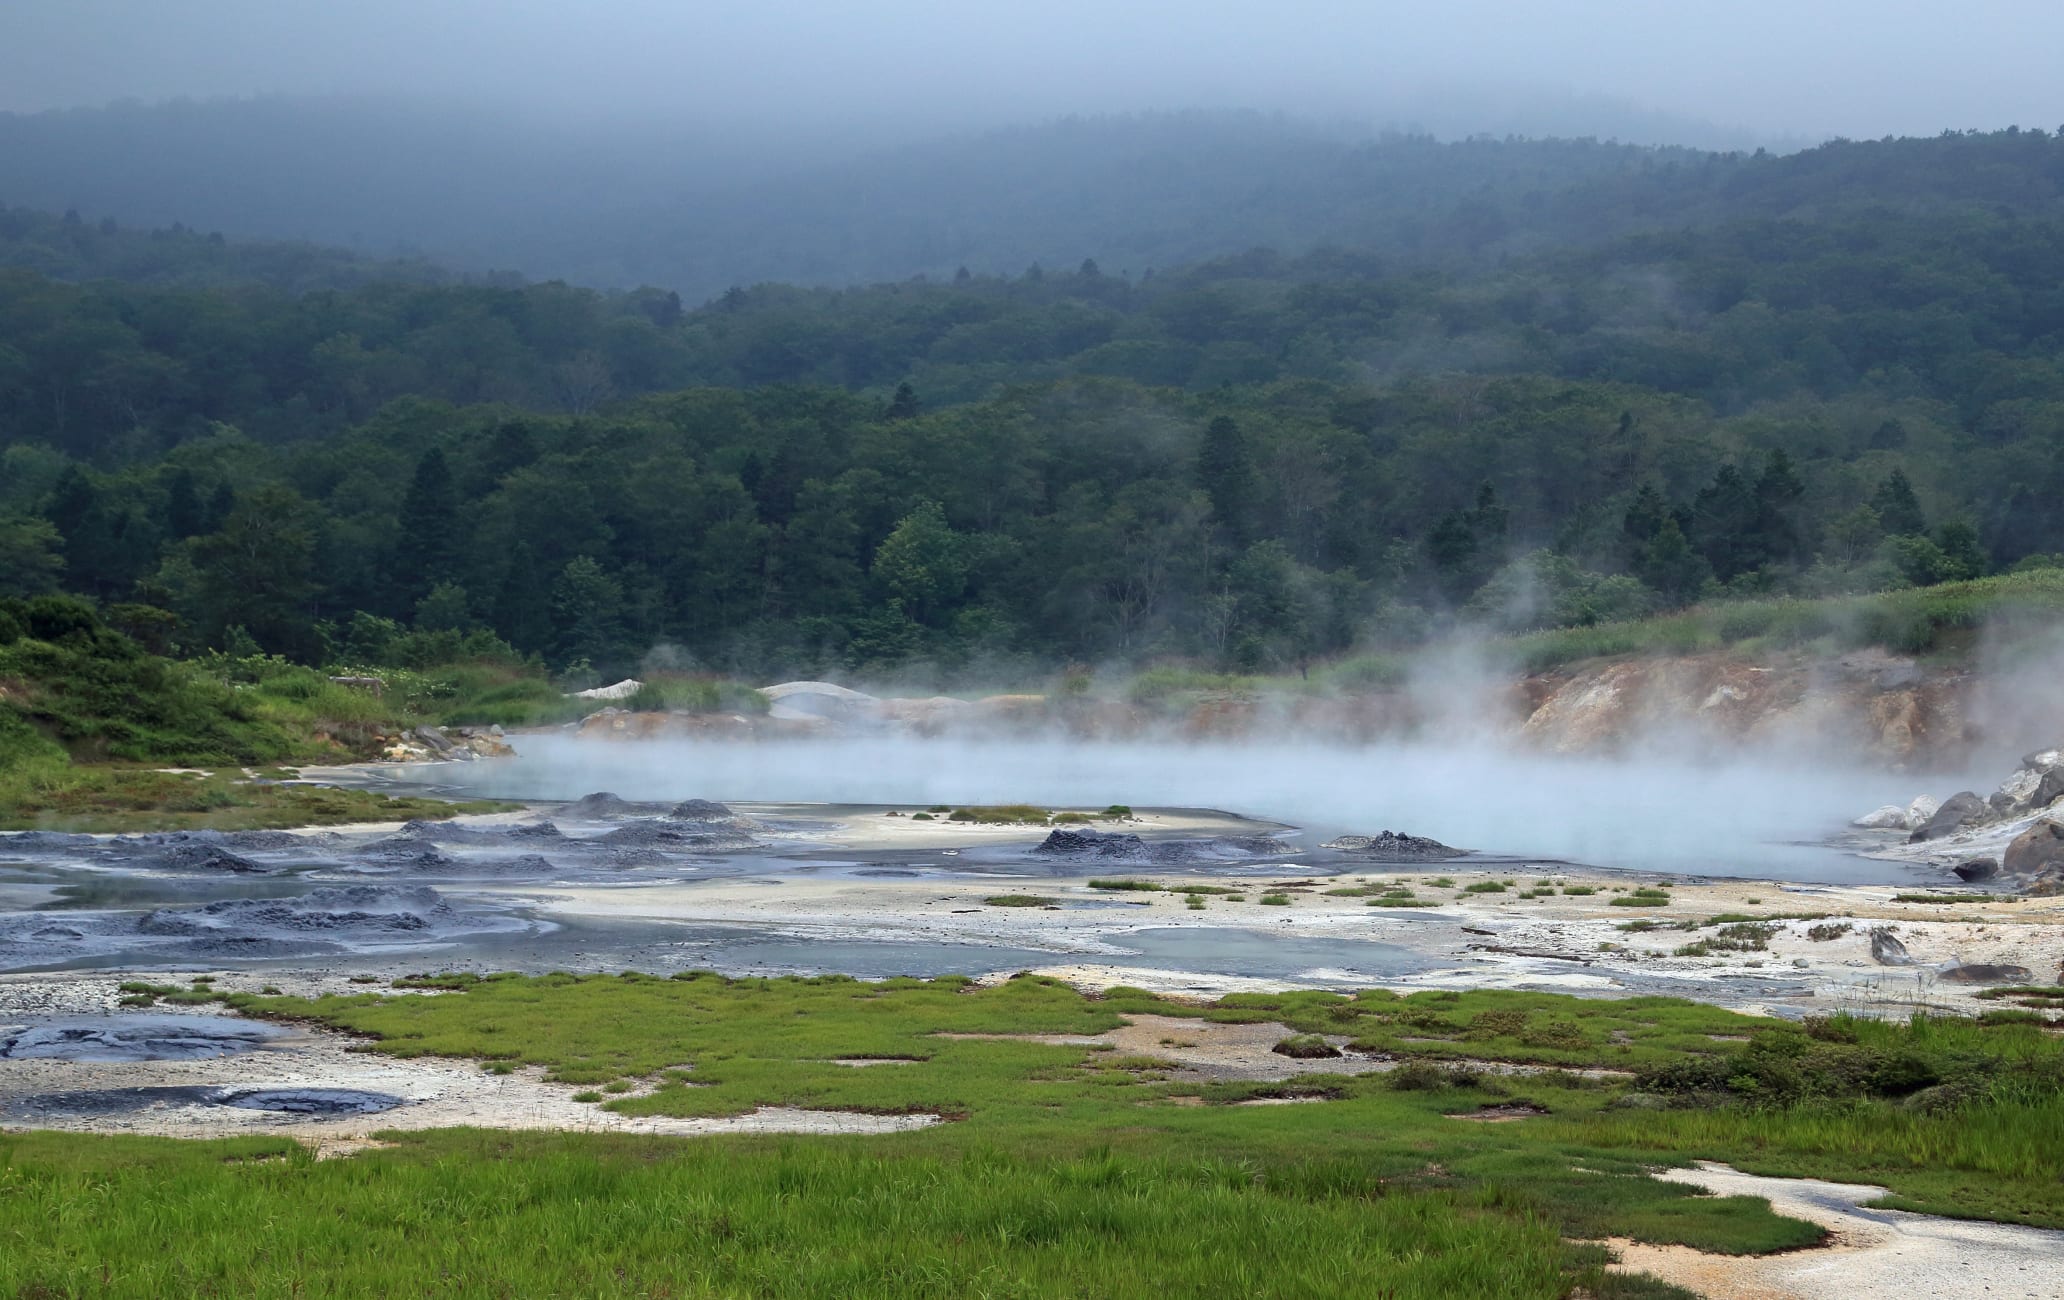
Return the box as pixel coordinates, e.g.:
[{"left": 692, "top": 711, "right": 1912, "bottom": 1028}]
[
  {"left": 3, "top": 2, "right": 2060, "bottom": 296},
  {"left": 439, "top": 732, "right": 1921, "bottom": 883}
]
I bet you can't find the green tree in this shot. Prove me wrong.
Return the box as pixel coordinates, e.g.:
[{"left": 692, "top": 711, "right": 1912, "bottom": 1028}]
[
  {"left": 551, "top": 556, "right": 625, "bottom": 669},
  {"left": 1871, "top": 469, "right": 1927, "bottom": 537},
  {"left": 395, "top": 447, "right": 461, "bottom": 605},
  {"left": 0, "top": 516, "right": 64, "bottom": 597},
  {"left": 414, "top": 582, "right": 474, "bottom": 632},
  {"left": 871, "top": 501, "right": 965, "bottom": 626},
  {"left": 1196, "top": 415, "right": 1254, "bottom": 542},
  {"left": 187, "top": 485, "right": 321, "bottom": 659}
]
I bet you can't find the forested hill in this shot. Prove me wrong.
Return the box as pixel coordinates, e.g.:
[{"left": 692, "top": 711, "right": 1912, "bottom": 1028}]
[
  {"left": 0, "top": 203, "right": 468, "bottom": 293},
  {"left": 8, "top": 98, "right": 2064, "bottom": 297},
  {"left": 3, "top": 127, "right": 2064, "bottom": 681}
]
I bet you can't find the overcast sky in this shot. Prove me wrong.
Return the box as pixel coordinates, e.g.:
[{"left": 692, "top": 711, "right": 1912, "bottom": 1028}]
[{"left": 5, "top": 0, "right": 2059, "bottom": 140}]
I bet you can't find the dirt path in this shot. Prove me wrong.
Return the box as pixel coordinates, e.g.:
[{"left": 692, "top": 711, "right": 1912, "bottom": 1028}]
[{"left": 1609, "top": 1163, "right": 2064, "bottom": 1299}]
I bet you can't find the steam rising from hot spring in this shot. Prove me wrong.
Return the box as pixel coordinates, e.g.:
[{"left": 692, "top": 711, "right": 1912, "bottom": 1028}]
[{"left": 438, "top": 735, "right": 1928, "bottom": 883}]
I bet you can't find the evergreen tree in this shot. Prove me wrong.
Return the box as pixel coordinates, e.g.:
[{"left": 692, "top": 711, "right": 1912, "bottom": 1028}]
[
  {"left": 551, "top": 555, "right": 625, "bottom": 669},
  {"left": 163, "top": 468, "right": 205, "bottom": 539},
  {"left": 395, "top": 447, "right": 460, "bottom": 606},
  {"left": 1871, "top": 469, "right": 1927, "bottom": 537},
  {"left": 886, "top": 382, "right": 921, "bottom": 421},
  {"left": 1196, "top": 416, "right": 1254, "bottom": 541},
  {"left": 491, "top": 543, "right": 552, "bottom": 654}
]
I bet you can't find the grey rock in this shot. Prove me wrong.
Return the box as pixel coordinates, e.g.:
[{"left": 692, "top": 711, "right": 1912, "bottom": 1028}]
[
  {"left": 1869, "top": 927, "right": 1915, "bottom": 965},
  {"left": 1909, "top": 791, "right": 1990, "bottom": 842},
  {"left": 1953, "top": 857, "right": 2000, "bottom": 883},
  {"left": 2035, "top": 768, "right": 2064, "bottom": 811},
  {"left": 2004, "top": 819, "right": 2064, "bottom": 877}
]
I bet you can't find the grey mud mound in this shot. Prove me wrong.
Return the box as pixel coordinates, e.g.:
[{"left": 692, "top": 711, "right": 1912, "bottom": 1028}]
[
  {"left": 1027, "top": 827, "right": 1276, "bottom": 864},
  {"left": 140, "top": 887, "right": 441, "bottom": 936},
  {"left": 0, "top": 1015, "right": 280, "bottom": 1062},
  {"left": 1320, "top": 831, "right": 1466, "bottom": 862},
  {"left": 13, "top": 1086, "right": 406, "bottom": 1119},
  {"left": 668, "top": 799, "right": 735, "bottom": 822},
  {"left": 220, "top": 1088, "right": 406, "bottom": 1116},
  {"left": 1034, "top": 828, "right": 1156, "bottom": 859},
  {"left": 562, "top": 792, "right": 648, "bottom": 819},
  {"left": 0, "top": 830, "right": 100, "bottom": 853},
  {"left": 598, "top": 820, "right": 756, "bottom": 851},
  {"left": 143, "top": 840, "right": 269, "bottom": 874}
]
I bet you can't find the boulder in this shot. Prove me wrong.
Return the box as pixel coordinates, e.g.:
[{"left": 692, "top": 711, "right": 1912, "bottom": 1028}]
[
  {"left": 1852, "top": 805, "right": 1911, "bottom": 830},
  {"left": 1869, "top": 928, "right": 1914, "bottom": 966},
  {"left": 1908, "top": 791, "right": 1988, "bottom": 842},
  {"left": 1952, "top": 856, "right": 2000, "bottom": 883},
  {"left": 2035, "top": 768, "right": 2064, "bottom": 811},
  {"left": 1905, "top": 795, "right": 1941, "bottom": 826},
  {"left": 2003, "top": 818, "right": 2064, "bottom": 877}
]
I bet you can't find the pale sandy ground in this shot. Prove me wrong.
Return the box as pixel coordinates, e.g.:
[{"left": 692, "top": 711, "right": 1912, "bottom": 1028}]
[{"left": 1608, "top": 1163, "right": 2064, "bottom": 1300}]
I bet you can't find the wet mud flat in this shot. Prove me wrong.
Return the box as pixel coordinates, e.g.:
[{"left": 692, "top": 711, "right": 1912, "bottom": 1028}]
[
  {"left": 0, "top": 997, "right": 935, "bottom": 1146},
  {"left": 1, "top": 788, "right": 2048, "bottom": 1017}
]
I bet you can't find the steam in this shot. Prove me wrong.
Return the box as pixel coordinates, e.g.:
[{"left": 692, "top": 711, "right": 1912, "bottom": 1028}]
[{"left": 446, "top": 732, "right": 1917, "bottom": 883}]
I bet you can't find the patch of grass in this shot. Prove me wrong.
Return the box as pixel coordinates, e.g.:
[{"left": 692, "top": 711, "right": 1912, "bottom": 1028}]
[
  {"left": 1611, "top": 889, "right": 1672, "bottom": 908},
  {"left": 984, "top": 895, "right": 1057, "bottom": 908},
  {"left": 1892, "top": 893, "right": 2001, "bottom": 905},
  {"left": 1088, "top": 879, "right": 1162, "bottom": 892},
  {"left": 1258, "top": 893, "right": 1293, "bottom": 906},
  {"left": 1675, "top": 923, "right": 1778, "bottom": 958},
  {"left": 1462, "top": 881, "right": 1508, "bottom": 894},
  {"left": 1806, "top": 922, "right": 1854, "bottom": 941},
  {"left": 948, "top": 804, "right": 1051, "bottom": 825},
  {"left": 1562, "top": 885, "right": 1598, "bottom": 896},
  {"left": 0, "top": 765, "right": 514, "bottom": 832}
]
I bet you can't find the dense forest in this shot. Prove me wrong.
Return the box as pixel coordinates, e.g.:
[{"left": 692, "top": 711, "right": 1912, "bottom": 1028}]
[{"left": 4, "top": 126, "right": 2064, "bottom": 681}]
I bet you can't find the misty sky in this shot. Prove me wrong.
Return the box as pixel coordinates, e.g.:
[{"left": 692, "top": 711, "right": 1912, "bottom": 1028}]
[{"left": 5, "top": 0, "right": 2060, "bottom": 141}]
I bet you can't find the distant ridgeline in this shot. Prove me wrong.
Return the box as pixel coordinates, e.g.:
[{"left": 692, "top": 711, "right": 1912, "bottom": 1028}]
[{"left": 2, "top": 126, "right": 2064, "bottom": 678}]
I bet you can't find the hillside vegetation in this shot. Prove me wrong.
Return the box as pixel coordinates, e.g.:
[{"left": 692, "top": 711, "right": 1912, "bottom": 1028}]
[{"left": 4, "top": 129, "right": 2064, "bottom": 681}]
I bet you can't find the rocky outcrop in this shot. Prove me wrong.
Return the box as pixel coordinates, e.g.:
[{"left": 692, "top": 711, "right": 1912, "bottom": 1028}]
[
  {"left": 1518, "top": 650, "right": 1970, "bottom": 766},
  {"left": 376, "top": 725, "right": 514, "bottom": 762}
]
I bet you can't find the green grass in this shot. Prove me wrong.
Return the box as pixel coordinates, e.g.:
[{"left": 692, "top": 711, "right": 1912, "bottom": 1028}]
[
  {"left": 9, "top": 975, "right": 2062, "bottom": 1296},
  {"left": 948, "top": 804, "right": 1053, "bottom": 824},
  {"left": 1462, "top": 881, "right": 1508, "bottom": 894},
  {"left": 1611, "top": 889, "right": 1673, "bottom": 908},
  {"left": 984, "top": 895, "right": 1058, "bottom": 908},
  {"left": 1258, "top": 893, "right": 1293, "bottom": 906},
  {"left": 1892, "top": 893, "right": 2002, "bottom": 905},
  {"left": 1088, "top": 879, "right": 1162, "bottom": 892}
]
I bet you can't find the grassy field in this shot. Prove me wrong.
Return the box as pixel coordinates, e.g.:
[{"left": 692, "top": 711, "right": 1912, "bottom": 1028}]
[{"left": 11, "top": 973, "right": 2057, "bottom": 1298}]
